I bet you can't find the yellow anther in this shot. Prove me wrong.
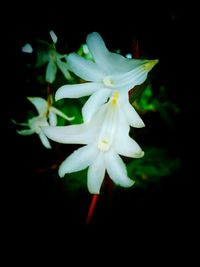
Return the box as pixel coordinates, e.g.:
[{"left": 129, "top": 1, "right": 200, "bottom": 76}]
[{"left": 111, "top": 90, "right": 119, "bottom": 106}]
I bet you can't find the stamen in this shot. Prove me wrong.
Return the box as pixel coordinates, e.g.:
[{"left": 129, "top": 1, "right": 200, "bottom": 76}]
[
  {"left": 98, "top": 138, "right": 110, "bottom": 151},
  {"left": 111, "top": 90, "right": 119, "bottom": 106}
]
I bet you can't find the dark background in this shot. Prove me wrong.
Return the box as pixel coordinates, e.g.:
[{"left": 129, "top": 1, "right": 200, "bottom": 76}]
[{"left": 7, "top": 1, "right": 198, "bottom": 261}]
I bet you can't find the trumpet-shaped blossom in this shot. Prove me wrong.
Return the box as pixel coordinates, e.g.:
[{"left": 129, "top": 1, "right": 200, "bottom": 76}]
[
  {"left": 43, "top": 91, "right": 144, "bottom": 193},
  {"left": 35, "top": 31, "right": 72, "bottom": 83},
  {"left": 45, "top": 50, "right": 72, "bottom": 83},
  {"left": 55, "top": 32, "right": 158, "bottom": 122},
  {"left": 16, "top": 97, "right": 74, "bottom": 149}
]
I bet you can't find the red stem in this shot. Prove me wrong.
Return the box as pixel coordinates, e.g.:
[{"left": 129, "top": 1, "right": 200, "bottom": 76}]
[
  {"left": 85, "top": 194, "right": 99, "bottom": 225},
  {"left": 132, "top": 39, "right": 140, "bottom": 59}
]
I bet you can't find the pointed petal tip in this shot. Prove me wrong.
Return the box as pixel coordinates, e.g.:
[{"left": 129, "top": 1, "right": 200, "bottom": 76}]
[
  {"left": 22, "top": 43, "right": 33, "bottom": 53},
  {"left": 27, "top": 96, "right": 37, "bottom": 105},
  {"left": 121, "top": 178, "right": 135, "bottom": 188},
  {"left": 67, "top": 116, "right": 75, "bottom": 121},
  {"left": 143, "top": 59, "right": 159, "bottom": 72},
  {"left": 27, "top": 97, "right": 33, "bottom": 101},
  {"left": 135, "top": 120, "right": 145, "bottom": 128},
  {"left": 49, "top": 30, "right": 58, "bottom": 44},
  {"left": 58, "top": 166, "right": 66, "bottom": 178},
  {"left": 129, "top": 179, "right": 135, "bottom": 187},
  {"left": 86, "top": 31, "right": 100, "bottom": 40},
  {"left": 59, "top": 173, "right": 65, "bottom": 178},
  {"left": 11, "top": 119, "right": 18, "bottom": 125},
  {"left": 130, "top": 150, "right": 145, "bottom": 158},
  {"left": 55, "top": 90, "right": 62, "bottom": 101},
  {"left": 134, "top": 150, "right": 145, "bottom": 158},
  {"left": 88, "top": 188, "right": 100, "bottom": 194}
]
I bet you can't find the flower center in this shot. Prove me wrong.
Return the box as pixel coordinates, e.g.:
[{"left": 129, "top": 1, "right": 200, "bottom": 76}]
[
  {"left": 29, "top": 116, "right": 48, "bottom": 134},
  {"left": 98, "top": 138, "right": 110, "bottom": 152},
  {"left": 103, "top": 76, "right": 115, "bottom": 87},
  {"left": 50, "top": 52, "right": 56, "bottom": 61}
]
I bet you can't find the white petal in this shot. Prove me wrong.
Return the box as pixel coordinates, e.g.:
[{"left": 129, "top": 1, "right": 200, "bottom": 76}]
[
  {"left": 43, "top": 124, "right": 98, "bottom": 145},
  {"left": 55, "top": 82, "right": 102, "bottom": 101},
  {"left": 112, "top": 65, "right": 148, "bottom": 91},
  {"left": 39, "top": 131, "right": 51, "bottom": 149},
  {"left": 17, "top": 129, "right": 34, "bottom": 135},
  {"left": 113, "top": 60, "right": 158, "bottom": 90},
  {"left": 49, "top": 30, "right": 58, "bottom": 44},
  {"left": 58, "top": 145, "right": 98, "bottom": 177},
  {"left": 105, "top": 149, "right": 135, "bottom": 187},
  {"left": 50, "top": 107, "right": 75, "bottom": 121},
  {"left": 12, "top": 119, "right": 29, "bottom": 127},
  {"left": 45, "top": 59, "right": 57, "bottom": 84},
  {"left": 124, "top": 103, "right": 145, "bottom": 128},
  {"left": 49, "top": 110, "right": 57, "bottom": 126},
  {"left": 126, "top": 53, "right": 132, "bottom": 59},
  {"left": 87, "top": 152, "right": 106, "bottom": 194},
  {"left": 82, "top": 88, "right": 111, "bottom": 122},
  {"left": 86, "top": 32, "right": 147, "bottom": 74},
  {"left": 67, "top": 53, "right": 105, "bottom": 81},
  {"left": 106, "top": 55, "right": 147, "bottom": 73},
  {"left": 115, "top": 134, "right": 144, "bottom": 158},
  {"left": 83, "top": 44, "right": 89, "bottom": 54},
  {"left": 86, "top": 32, "right": 108, "bottom": 63},
  {"left": 116, "top": 100, "right": 130, "bottom": 134},
  {"left": 22, "top": 43, "right": 33, "bottom": 53},
  {"left": 27, "top": 97, "right": 48, "bottom": 116},
  {"left": 56, "top": 59, "right": 72, "bottom": 80},
  {"left": 100, "top": 53, "right": 147, "bottom": 75},
  {"left": 113, "top": 106, "right": 144, "bottom": 157}
]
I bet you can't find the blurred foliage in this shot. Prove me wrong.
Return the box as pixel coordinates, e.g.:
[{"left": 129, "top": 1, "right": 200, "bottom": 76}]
[
  {"left": 61, "top": 169, "right": 88, "bottom": 196},
  {"left": 132, "top": 84, "right": 180, "bottom": 129},
  {"left": 127, "top": 146, "right": 181, "bottom": 188}
]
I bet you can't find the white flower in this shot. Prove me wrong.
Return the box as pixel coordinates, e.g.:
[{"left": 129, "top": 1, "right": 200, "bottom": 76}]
[
  {"left": 55, "top": 32, "right": 158, "bottom": 123},
  {"left": 16, "top": 97, "right": 74, "bottom": 149},
  {"left": 36, "top": 33, "right": 72, "bottom": 83},
  {"left": 45, "top": 50, "right": 72, "bottom": 83},
  {"left": 43, "top": 91, "right": 144, "bottom": 193}
]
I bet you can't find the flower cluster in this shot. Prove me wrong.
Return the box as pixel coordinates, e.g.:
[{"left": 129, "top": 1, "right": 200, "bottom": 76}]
[{"left": 43, "top": 32, "right": 158, "bottom": 194}]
